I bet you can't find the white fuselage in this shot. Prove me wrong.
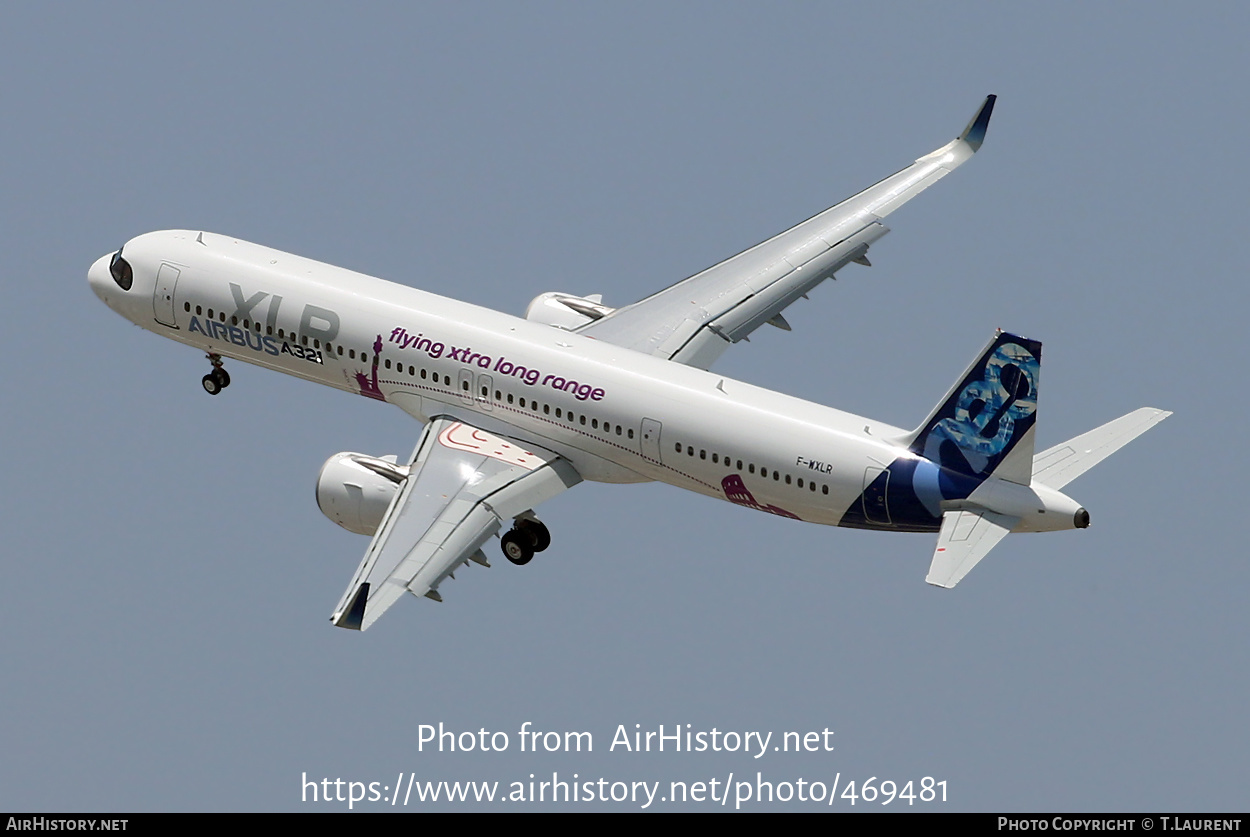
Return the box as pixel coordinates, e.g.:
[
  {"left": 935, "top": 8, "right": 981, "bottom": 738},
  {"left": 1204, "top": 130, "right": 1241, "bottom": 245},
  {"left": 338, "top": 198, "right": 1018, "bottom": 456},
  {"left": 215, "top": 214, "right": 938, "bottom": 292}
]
[{"left": 89, "top": 230, "right": 1080, "bottom": 534}]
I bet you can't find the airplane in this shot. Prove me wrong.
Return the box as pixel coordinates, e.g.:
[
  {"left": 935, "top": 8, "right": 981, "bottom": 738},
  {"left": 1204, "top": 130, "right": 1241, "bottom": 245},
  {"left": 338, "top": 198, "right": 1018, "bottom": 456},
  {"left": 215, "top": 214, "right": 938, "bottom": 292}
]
[{"left": 88, "top": 95, "right": 1169, "bottom": 631}]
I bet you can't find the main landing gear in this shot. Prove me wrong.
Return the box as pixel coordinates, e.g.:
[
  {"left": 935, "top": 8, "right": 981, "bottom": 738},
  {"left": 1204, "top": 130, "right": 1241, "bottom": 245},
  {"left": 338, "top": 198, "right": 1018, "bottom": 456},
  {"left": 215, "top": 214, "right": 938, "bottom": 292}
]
[
  {"left": 201, "top": 353, "right": 231, "bottom": 395},
  {"left": 501, "top": 517, "right": 551, "bottom": 566}
]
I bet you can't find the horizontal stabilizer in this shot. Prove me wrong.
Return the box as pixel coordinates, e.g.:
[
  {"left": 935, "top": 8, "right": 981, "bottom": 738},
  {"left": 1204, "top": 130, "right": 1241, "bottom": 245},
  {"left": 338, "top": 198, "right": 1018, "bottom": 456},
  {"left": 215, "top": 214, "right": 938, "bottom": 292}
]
[
  {"left": 926, "top": 509, "right": 1018, "bottom": 588},
  {"left": 1031, "top": 408, "right": 1171, "bottom": 490}
]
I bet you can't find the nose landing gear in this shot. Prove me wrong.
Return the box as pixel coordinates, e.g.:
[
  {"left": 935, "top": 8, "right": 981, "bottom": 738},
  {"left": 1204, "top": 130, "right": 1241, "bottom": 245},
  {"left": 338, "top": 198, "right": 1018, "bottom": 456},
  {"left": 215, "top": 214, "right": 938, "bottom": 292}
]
[
  {"left": 501, "top": 517, "right": 552, "bottom": 565},
  {"left": 201, "top": 353, "right": 231, "bottom": 395}
]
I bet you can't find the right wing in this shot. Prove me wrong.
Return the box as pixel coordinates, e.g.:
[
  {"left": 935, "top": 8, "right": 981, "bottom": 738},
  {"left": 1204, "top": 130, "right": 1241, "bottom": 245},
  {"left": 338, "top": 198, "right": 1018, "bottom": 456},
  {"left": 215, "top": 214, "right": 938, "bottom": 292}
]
[
  {"left": 330, "top": 417, "right": 582, "bottom": 631},
  {"left": 577, "top": 95, "right": 996, "bottom": 370}
]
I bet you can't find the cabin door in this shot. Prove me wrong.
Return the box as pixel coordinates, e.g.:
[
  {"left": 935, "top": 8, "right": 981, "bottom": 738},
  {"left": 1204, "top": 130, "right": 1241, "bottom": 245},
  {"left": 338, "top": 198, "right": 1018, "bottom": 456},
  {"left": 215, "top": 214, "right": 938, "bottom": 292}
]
[
  {"left": 640, "top": 418, "right": 663, "bottom": 463},
  {"left": 861, "top": 466, "right": 892, "bottom": 525},
  {"left": 477, "top": 374, "right": 493, "bottom": 411},
  {"left": 153, "top": 263, "right": 180, "bottom": 327},
  {"left": 457, "top": 368, "right": 474, "bottom": 405}
]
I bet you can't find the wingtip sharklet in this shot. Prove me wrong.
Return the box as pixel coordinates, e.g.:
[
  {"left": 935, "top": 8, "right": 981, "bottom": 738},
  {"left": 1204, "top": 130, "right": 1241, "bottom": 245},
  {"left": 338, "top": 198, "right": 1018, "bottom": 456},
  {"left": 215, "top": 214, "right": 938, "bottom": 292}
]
[
  {"left": 331, "top": 582, "right": 370, "bottom": 630},
  {"left": 959, "top": 94, "right": 997, "bottom": 152}
]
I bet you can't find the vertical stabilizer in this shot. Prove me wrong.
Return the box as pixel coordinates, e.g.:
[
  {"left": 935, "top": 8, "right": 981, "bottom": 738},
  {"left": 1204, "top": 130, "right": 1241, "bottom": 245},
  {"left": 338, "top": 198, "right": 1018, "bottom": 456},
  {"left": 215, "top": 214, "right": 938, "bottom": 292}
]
[{"left": 907, "top": 331, "right": 1041, "bottom": 486}]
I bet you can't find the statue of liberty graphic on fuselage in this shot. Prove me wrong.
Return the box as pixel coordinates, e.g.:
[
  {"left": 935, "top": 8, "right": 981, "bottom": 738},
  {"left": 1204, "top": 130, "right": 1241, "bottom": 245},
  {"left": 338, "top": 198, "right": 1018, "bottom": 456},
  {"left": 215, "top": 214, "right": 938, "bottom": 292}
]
[{"left": 355, "top": 335, "right": 386, "bottom": 401}]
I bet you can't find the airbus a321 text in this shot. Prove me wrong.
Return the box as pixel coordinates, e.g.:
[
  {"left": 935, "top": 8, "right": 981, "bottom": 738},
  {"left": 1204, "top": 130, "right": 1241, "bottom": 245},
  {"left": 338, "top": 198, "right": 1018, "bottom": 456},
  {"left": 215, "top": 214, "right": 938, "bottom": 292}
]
[{"left": 89, "top": 96, "right": 1169, "bottom": 631}]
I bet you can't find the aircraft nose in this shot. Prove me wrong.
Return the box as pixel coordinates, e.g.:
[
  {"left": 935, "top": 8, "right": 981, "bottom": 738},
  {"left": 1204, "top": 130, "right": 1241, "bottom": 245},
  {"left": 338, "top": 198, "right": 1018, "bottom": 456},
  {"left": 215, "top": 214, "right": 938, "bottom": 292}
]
[{"left": 88, "top": 252, "right": 114, "bottom": 304}]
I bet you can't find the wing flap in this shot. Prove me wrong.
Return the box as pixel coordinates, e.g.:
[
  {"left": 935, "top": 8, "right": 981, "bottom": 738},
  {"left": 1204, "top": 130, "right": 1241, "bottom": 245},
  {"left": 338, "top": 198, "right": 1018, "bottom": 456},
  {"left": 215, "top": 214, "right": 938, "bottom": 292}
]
[
  {"left": 690, "top": 223, "right": 888, "bottom": 347},
  {"left": 331, "top": 417, "right": 582, "bottom": 630}
]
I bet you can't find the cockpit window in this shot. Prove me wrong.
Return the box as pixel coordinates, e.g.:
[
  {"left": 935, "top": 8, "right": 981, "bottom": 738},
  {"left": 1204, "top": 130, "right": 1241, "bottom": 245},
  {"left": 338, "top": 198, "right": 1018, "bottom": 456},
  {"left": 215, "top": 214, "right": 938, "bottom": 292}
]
[{"left": 109, "top": 250, "right": 133, "bottom": 291}]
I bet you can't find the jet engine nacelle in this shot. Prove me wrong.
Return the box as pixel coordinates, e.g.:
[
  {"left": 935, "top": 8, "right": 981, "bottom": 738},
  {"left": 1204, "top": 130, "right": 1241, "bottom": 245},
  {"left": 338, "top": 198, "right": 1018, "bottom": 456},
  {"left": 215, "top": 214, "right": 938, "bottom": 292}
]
[
  {"left": 525, "top": 292, "right": 615, "bottom": 331},
  {"left": 316, "top": 452, "right": 409, "bottom": 535}
]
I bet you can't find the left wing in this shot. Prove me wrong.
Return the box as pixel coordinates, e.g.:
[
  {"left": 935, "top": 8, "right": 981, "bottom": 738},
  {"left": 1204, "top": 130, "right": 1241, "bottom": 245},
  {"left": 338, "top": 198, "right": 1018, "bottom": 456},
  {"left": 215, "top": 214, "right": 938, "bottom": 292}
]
[
  {"left": 331, "top": 417, "right": 582, "bottom": 631},
  {"left": 577, "top": 96, "right": 996, "bottom": 370}
]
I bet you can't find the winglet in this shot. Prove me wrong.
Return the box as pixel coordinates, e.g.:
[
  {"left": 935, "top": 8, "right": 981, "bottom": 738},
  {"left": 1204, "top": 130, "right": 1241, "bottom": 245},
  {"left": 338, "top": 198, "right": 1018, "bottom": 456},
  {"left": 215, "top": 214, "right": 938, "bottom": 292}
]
[
  {"left": 959, "top": 94, "right": 997, "bottom": 152},
  {"left": 331, "top": 582, "right": 370, "bottom": 630}
]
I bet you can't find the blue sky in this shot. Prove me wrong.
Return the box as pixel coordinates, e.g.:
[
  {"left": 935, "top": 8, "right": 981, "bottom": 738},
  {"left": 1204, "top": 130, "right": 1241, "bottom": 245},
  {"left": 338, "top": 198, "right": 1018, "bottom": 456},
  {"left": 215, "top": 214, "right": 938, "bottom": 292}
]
[{"left": 2, "top": 4, "right": 1244, "bottom": 811}]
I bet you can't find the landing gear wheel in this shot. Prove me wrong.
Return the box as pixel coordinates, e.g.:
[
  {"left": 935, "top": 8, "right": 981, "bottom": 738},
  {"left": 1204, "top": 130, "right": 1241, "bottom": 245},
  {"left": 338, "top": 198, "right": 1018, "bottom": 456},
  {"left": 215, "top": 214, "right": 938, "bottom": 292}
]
[
  {"left": 515, "top": 518, "right": 551, "bottom": 552},
  {"left": 501, "top": 530, "right": 534, "bottom": 565},
  {"left": 203, "top": 353, "right": 230, "bottom": 394}
]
